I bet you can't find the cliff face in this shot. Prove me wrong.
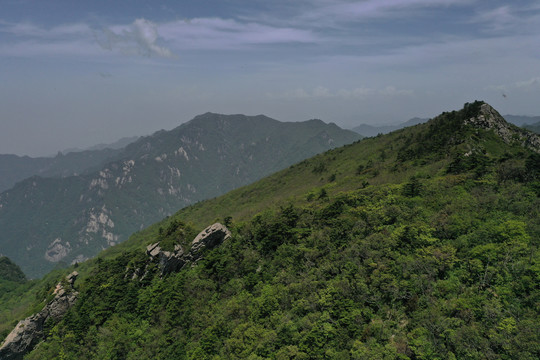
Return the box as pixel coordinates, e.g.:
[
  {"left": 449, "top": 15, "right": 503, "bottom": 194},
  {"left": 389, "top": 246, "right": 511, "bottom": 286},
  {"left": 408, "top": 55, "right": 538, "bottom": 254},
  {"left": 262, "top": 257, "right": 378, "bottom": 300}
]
[{"left": 0, "top": 271, "right": 79, "bottom": 360}]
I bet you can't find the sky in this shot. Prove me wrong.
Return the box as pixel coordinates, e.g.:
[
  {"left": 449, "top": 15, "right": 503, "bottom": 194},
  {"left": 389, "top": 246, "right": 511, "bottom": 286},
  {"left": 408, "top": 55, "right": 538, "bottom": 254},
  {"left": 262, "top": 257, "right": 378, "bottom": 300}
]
[{"left": 0, "top": 0, "right": 539, "bottom": 156}]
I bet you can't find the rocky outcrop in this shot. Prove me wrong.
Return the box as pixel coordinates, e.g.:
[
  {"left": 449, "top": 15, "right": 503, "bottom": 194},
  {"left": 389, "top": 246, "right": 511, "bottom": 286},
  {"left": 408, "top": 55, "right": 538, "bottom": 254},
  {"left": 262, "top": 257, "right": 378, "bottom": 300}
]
[
  {"left": 0, "top": 271, "right": 79, "bottom": 360},
  {"left": 140, "top": 223, "right": 231, "bottom": 277},
  {"left": 465, "top": 103, "right": 540, "bottom": 153},
  {"left": 145, "top": 242, "right": 185, "bottom": 276},
  {"left": 189, "top": 223, "right": 232, "bottom": 256}
]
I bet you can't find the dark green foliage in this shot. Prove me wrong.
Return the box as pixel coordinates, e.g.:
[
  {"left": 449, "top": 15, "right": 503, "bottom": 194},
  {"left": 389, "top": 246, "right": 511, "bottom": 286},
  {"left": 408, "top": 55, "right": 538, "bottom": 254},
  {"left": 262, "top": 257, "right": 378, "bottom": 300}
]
[
  {"left": 0, "top": 256, "right": 26, "bottom": 283},
  {"left": 401, "top": 177, "right": 423, "bottom": 197},
  {"left": 525, "top": 153, "right": 540, "bottom": 180},
  {"left": 312, "top": 162, "right": 327, "bottom": 174},
  {"left": 157, "top": 219, "right": 197, "bottom": 252},
  {"left": 398, "top": 101, "right": 485, "bottom": 163}
]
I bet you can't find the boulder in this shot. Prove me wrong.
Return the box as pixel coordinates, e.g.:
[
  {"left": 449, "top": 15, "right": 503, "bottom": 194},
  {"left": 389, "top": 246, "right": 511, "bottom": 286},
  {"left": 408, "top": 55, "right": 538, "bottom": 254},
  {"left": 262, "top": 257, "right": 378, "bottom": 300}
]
[{"left": 190, "top": 223, "right": 231, "bottom": 255}]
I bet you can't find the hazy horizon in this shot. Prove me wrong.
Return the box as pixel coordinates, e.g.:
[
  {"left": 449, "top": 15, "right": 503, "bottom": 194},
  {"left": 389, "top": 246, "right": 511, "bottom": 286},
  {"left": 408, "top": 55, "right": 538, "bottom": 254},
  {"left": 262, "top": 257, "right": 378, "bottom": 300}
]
[{"left": 1, "top": 0, "right": 539, "bottom": 157}]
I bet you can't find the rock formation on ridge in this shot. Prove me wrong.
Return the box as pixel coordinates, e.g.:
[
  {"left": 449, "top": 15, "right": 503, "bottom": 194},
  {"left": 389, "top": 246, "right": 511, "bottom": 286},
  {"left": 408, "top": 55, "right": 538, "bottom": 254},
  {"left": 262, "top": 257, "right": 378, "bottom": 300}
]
[{"left": 0, "top": 271, "right": 79, "bottom": 360}]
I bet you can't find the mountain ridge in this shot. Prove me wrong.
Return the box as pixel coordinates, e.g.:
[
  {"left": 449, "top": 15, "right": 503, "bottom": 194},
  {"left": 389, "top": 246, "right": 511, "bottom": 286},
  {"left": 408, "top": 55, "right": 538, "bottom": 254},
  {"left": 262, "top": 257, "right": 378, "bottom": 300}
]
[
  {"left": 0, "top": 113, "right": 360, "bottom": 278},
  {"left": 2, "top": 101, "right": 538, "bottom": 359}
]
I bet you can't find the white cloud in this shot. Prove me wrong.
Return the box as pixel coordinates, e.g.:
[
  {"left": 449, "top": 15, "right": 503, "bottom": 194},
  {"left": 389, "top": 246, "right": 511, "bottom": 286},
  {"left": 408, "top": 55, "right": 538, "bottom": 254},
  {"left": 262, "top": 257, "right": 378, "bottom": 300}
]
[{"left": 97, "top": 18, "right": 174, "bottom": 58}]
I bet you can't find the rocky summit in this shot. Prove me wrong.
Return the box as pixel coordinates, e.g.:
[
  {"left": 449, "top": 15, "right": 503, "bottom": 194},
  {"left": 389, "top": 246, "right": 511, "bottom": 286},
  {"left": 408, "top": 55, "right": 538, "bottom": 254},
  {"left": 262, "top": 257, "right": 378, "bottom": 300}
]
[{"left": 467, "top": 103, "right": 540, "bottom": 152}]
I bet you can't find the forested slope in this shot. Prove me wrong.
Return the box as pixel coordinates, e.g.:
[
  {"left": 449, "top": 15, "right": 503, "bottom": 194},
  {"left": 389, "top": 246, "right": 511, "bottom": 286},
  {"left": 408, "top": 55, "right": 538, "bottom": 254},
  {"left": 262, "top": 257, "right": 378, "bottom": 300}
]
[{"left": 2, "top": 101, "right": 539, "bottom": 359}]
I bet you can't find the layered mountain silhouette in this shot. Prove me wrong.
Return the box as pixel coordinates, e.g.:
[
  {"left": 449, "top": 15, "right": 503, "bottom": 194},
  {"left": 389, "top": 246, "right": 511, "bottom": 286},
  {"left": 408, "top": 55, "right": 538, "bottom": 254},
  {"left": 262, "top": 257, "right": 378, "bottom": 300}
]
[{"left": 0, "top": 113, "right": 360, "bottom": 278}]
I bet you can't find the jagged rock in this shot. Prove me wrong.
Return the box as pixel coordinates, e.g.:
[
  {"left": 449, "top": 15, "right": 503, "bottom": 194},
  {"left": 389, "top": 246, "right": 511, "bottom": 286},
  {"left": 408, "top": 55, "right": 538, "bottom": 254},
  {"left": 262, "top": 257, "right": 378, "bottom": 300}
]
[
  {"left": 0, "top": 271, "right": 79, "bottom": 360},
  {"left": 465, "top": 103, "right": 540, "bottom": 153},
  {"left": 146, "top": 243, "right": 185, "bottom": 276},
  {"left": 143, "top": 223, "right": 231, "bottom": 277}
]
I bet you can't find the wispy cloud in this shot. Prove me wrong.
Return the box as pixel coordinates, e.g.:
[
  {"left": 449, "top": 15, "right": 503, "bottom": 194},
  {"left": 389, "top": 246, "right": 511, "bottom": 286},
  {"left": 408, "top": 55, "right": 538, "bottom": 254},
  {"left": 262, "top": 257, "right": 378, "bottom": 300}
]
[
  {"left": 0, "top": 20, "right": 98, "bottom": 57},
  {"left": 256, "top": 0, "right": 476, "bottom": 29},
  {"left": 515, "top": 77, "right": 540, "bottom": 88},
  {"left": 469, "top": 2, "right": 540, "bottom": 36},
  {"left": 158, "top": 18, "right": 316, "bottom": 50},
  {"left": 487, "top": 76, "right": 540, "bottom": 92},
  {"left": 268, "top": 85, "right": 413, "bottom": 100},
  {"left": 0, "top": 15, "right": 316, "bottom": 58},
  {"left": 0, "top": 20, "right": 91, "bottom": 38},
  {"left": 96, "top": 18, "right": 174, "bottom": 58}
]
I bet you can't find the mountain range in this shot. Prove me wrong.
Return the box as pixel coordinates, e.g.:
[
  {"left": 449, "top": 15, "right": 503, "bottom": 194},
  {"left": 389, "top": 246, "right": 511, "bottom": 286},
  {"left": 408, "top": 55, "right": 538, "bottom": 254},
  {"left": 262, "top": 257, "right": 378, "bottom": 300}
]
[
  {"left": 1, "top": 101, "right": 538, "bottom": 359},
  {"left": 0, "top": 113, "right": 360, "bottom": 278}
]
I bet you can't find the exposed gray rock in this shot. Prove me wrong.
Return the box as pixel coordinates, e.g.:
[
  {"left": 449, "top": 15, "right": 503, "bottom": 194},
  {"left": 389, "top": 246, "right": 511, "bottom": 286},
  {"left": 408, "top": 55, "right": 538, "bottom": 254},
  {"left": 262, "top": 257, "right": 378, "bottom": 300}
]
[
  {"left": 465, "top": 103, "right": 540, "bottom": 153},
  {"left": 0, "top": 271, "right": 79, "bottom": 360},
  {"left": 142, "top": 223, "right": 231, "bottom": 277},
  {"left": 190, "top": 223, "right": 231, "bottom": 255},
  {"left": 146, "top": 243, "right": 185, "bottom": 276}
]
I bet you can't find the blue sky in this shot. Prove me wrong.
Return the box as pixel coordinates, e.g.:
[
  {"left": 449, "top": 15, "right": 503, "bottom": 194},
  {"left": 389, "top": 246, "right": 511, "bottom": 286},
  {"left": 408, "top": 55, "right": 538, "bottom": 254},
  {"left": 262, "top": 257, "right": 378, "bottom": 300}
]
[{"left": 1, "top": 0, "right": 539, "bottom": 156}]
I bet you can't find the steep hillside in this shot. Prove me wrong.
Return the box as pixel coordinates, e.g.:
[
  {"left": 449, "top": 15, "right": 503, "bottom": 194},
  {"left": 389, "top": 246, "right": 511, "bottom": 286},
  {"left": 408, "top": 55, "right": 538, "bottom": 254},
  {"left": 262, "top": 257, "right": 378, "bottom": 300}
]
[
  {"left": 0, "top": 114, "right": 360, "bottom": 278},
  {"left": 2, "top": 101, "right": 538, "bottom": 359}
]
